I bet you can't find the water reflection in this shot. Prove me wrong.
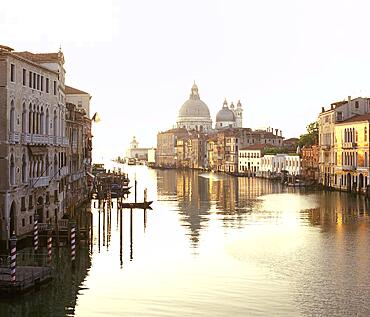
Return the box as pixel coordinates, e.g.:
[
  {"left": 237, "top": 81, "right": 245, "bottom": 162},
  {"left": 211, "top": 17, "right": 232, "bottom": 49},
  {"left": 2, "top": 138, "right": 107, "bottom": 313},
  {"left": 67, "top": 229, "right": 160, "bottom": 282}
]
[
  {"left": 157, "top": 170, "right": 288, "bottom": 246},
  {"left": 0, "top": 245, "right": 91, "bottom": 317},
  {"left": 2, "top": 167, "right": 370, "bottom": 316}
]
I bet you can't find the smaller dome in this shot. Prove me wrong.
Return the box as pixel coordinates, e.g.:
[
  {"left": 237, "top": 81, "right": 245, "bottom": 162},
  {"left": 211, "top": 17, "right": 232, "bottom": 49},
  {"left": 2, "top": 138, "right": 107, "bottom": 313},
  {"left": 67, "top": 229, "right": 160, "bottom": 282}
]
[{"left": 216, "top": 107, "right": 235, "bottom": 122}]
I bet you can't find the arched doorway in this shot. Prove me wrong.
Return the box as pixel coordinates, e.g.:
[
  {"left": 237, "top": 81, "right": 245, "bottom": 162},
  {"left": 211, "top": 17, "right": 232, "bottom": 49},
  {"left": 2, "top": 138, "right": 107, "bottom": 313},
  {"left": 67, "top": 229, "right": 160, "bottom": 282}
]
[
  {"left": 347, "top": 173, "right": 351, "bottom": 192},
  {"left": 9, "top": 201, "right": 16, "bottom": 236},
  {"left": 359, "top": 174, "right": 364, "bottom": 190},
  {"left": 37, "top": 196, "right": 44, "bottom": 223}
]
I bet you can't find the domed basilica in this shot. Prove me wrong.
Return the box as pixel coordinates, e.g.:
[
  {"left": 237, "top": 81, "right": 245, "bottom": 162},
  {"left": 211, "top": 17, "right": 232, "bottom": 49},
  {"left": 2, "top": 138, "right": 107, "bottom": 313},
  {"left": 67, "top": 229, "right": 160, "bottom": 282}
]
[{"left": 176, "top": 83, "right": 243, "bottom": 131}]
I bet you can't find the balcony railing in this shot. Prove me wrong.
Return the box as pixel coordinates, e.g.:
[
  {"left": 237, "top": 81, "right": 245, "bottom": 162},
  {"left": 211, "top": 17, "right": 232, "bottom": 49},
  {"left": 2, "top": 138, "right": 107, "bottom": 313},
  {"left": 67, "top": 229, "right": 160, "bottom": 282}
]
[
  {"left": 31, "top": 134, "right": 48, "bottom": 145},
  {"left": 342, "top": 142, "right": 356, "bottom": 149},
  {"left": 8, "top": 131, "right": 21, "bottom": 144},
  {"left": 341, "top": 165, "right": 356, "bottom": 171},
  {"left": 29, "top": 176, "right": 50, "bottom": 188}
]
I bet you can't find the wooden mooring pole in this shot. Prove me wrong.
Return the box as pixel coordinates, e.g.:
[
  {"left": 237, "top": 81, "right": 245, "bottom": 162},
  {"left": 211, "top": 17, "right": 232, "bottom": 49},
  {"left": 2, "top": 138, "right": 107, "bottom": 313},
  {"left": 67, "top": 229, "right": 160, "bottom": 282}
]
[
  {"left": 10, "top": 233, "right": 17, "bottom": 283},
  {"left": 34, "top": 214, "right": 39, "bottom": 251}
]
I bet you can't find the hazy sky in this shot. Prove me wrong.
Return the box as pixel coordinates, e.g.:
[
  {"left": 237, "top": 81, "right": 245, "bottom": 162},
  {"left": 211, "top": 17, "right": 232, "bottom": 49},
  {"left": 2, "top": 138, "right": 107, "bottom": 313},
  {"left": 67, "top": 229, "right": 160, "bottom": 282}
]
[{"left": 2, "top": 0, "right": 370, "bottom": 160}]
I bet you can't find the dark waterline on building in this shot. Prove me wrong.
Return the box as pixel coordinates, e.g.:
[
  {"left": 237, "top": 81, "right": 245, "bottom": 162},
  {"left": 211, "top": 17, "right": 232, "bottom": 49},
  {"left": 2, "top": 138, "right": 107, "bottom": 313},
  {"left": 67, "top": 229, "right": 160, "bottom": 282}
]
[{"left": 1, "top": 166, "right": 370, "bottom": 316}]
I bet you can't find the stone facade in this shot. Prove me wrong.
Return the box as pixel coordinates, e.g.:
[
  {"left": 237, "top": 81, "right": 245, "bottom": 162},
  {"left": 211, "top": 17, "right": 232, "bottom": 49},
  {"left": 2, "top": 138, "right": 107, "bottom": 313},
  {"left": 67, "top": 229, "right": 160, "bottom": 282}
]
[
  {"left": 318, "top": 97, "right": 370, "bottom": 187},
  {"left": 65, "top": 85, "right": 91, "bottom": 118},
  {"left": 332, "top": 114, "right": 370, "bottom": 193},
  {"left": 0, "top": 45, "right": 92, "bottom": 244},
  {"left": 238, "top": 146, "right": 263, "bottom": 175},
  {"left": 156, "top": 128, "right": 188, "bottom": 167},
  {"left": 301, "top": 145, "right": 319, "bottom": 182},
  {"left": 0, "top": 45, "right": 68, "bottom": 241}
]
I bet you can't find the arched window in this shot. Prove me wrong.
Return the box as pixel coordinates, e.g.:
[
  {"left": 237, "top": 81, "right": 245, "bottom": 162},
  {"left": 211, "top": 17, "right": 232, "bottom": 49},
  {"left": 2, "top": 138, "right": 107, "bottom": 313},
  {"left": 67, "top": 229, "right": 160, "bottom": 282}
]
[
  {"left": 28, "top": 103, "right": 32, "bottom": 133},
  {"left": 54, "top": 154, "right": 58, "bottom": 176},
  {"left": 46, "top": 155, "right": 49, "bottom": 176},
  {"left": 40, "top": 107, "right": 44, "bottom": 134},
  {"left": 32, "top": 105, "right": 36, "bottom": 134},
  {"left": 53, "top": 110, "right": 57, "bottom": 136},
  {"left": 45, "top": 108, "right": 49, "bottom": 135},
  {"left": 22, "top": 103, "right": 27, "bottom": 133},
  {"left": 22, "top": 154, "right": 27, "bottom": 183},
  {"left": 10, "top": 100, "right": 15, "bottom": 132},
  {"left": 10, "top": 154, "right": 15, "bottom": 185},
  {"left": 36, "top": 106, "right": 40, "bottom": 134}
]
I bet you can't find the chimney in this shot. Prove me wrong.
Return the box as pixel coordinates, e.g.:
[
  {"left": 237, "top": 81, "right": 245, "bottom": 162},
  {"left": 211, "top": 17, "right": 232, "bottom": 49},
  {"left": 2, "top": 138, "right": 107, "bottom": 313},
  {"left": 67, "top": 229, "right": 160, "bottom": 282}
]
[
  {"left": 348, "top": 96, "right": 351, "bottom": 102},
  {"left": 321, "top": 107, "right": 325, "bottom": 113},
  {"left": 275, "top": 128, "right": 278, "bottom": 135},
  {"left": 280, "top": 130, "right": 282, "bottom": 137}
]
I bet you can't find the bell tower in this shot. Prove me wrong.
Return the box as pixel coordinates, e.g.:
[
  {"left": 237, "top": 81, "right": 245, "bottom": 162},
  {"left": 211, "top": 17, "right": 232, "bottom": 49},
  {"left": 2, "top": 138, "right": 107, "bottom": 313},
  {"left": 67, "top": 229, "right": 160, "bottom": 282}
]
[{"left": 235, "top": 100, "right": 243, "bottom": 128}]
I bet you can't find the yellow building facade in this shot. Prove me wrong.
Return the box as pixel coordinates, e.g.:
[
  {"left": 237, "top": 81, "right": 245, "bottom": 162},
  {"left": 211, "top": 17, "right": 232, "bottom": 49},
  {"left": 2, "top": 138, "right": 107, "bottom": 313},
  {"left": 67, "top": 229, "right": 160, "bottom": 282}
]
[{"left": 334, "top": 113, "right": 370, "bottom": 193}]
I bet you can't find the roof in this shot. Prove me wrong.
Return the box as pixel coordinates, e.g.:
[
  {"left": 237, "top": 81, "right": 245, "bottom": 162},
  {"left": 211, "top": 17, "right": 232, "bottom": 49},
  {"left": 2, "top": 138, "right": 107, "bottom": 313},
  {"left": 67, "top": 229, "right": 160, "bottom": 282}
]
[
  {"left": 14, "top": 51, "right": 61, "bottom": 63},
  {"left": 65, "top": 85, "right": 90, "bottom": 95},
  {"left": 240, "top": 144, "right": 268, "bottom": 151},
  {"left": 337, "top": 113, "right": 370, "bottom": 124}
]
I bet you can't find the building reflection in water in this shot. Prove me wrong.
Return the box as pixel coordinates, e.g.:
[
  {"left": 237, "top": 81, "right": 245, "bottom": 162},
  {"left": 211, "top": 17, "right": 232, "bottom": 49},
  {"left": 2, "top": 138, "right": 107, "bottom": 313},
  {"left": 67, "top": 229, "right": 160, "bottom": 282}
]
[
  {"left": 0, "top": 208, "right": 92, "bottom": 317},
  {"left": 157, "top": 170, "right": 286, "bottom": 249},
  {"left": 305, "top": 191, "right": 370, "bottom": 228}
]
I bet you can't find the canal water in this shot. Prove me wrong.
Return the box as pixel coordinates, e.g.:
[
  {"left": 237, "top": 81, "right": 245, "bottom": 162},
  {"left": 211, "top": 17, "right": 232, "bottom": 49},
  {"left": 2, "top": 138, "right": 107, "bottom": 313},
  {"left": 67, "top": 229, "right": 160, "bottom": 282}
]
[{"left": 1, "top": 165, "right": 370, "bottom": 316}]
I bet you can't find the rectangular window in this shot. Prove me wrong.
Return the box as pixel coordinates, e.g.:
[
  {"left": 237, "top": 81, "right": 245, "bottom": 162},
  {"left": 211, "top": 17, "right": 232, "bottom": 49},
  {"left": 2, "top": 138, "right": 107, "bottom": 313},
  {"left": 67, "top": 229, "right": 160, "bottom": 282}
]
[
  {"left": 29, "top": 71, "right": 32, "bottom": 88},
  {"left": 22, "top": 68, "right": 26, "bottom": 86},
  {"left": 29, "top": 215, "right": 33, "bottom": 225},
  {"left": 33, "top": 73, "right": 36, "bottom": 89},
  {"left": 41, "top": 76, "right": 44, "bottom": 91},
  {"left": 29, "top": 195, "right": 33, "bottom": 209},
  {"left": 46, "top": 78, "right": 49, "bottom": 93},
  {"left": 37, "top": 74, "right": 40, "bottom": 90},
  {"left": 10, "top": 64, "right": 15, "bottom": 82},
  {"left": 53, "top": 81, "right": 57, "bottom": 95},
  {"left": 21, "top": 197, "right": 26, "bottom": 211}
]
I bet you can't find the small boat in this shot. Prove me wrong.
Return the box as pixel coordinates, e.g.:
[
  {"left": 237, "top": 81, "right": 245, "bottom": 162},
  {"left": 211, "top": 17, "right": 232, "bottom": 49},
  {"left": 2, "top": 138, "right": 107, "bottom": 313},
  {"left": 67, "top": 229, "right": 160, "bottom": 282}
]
[{"left": 119, "top": 201, "right": 153, "bottom": 209}]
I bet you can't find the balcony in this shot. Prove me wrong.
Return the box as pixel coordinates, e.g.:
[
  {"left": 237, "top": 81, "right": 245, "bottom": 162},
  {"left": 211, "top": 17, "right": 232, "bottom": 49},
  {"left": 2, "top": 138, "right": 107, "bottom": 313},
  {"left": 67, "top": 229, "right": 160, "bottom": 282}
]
[
  {"left": 63, "top": 137, "right": 69, "bottom": 146},
  {"left": 55, "top": 136, "right": 62, "bottom": 145},
  {"left": 341, "top": 165, "right": 356, "bottom": 171},
  {"left": 29, "top": 176, "right": 50, "bottom": 188},
  {"left": 22, "top": 133, "right": 31, "bottom": 143},
  {"left": 342, "top": 142, "right": 356, "bottom": 149},
  {"left": 31, "top": 134, "right": 48, "bottom": 145},
  {"left": 9, "top": 131, "right": 21, "bottom": 144}
]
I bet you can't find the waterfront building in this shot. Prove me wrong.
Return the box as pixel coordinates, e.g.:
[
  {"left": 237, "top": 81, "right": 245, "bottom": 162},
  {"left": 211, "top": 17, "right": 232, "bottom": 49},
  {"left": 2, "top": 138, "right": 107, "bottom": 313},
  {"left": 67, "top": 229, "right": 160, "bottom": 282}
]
[
  {"left": 284, "top": 155, "right": 301, "bottom": 176},
  {"left": 238, "top": 145, "right": 264, "bottom": 175},
  {"left": 125, "top": 136, "right": 151, "bottom": 161},
  {"left": 0, "top": 45, "right": 68, "bottom": 242},
  {"left": 176, "top": 83, "right": 212, "bottom": 131},
  {"left": 318, "top": 96, "right": 370, "bottom": 187},
  {"left": 333, "top": 113, "right": 370, "bottom": 193},
  {"left": 157, "top": 82, "right": 283, "bottom": 173},
  {"left": 65, "top": 85, "right": 92, "bottom": 118},
  {"left": 65, "top": 102, "right": 92, "bottom": 214},
  {"left": 301, "top": 145, "right": 319, "bottom": 182},
  {"left": 259, "top": 153, "right": 300, "bottom": 178},
  {"left": 156, "top": 128, "right": 188, "bottom": 167},
  {"left": 260, "top": 154, "right": 286, "bottom": 178}
]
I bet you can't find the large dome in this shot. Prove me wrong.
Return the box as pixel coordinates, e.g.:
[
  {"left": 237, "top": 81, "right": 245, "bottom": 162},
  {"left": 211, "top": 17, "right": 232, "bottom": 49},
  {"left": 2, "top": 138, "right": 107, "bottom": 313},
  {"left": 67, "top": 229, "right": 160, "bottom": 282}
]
[
  {"left": 177, "top": 83, "right": 212, "bottom": 131},
  {"left": 178, "top": 99, "right": 210, "bottom": 118},
  {"left": 216, "top": 107, "right": 235, "bottom": 122}
]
